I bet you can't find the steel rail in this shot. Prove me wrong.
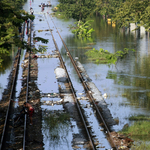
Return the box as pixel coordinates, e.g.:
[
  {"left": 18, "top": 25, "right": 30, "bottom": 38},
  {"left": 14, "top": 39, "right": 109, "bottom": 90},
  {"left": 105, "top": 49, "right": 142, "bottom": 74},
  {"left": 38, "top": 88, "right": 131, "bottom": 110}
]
[
  {"left": 44, "top": 13, "right": 96, "bottom": 150},
  {"left": 0, "top": 22, "right": 26, "bottom": 150},
  {"left": 0, "top": 50, "right": 21, "bottom": 150},
  {"left": 0, "top": 21, "right": 32, "bottom": 150},
  {"left": 23, "top": 19, "right": 32, "bottom": 150},
  {"left": 48, "top": 13, "right": 118, "bottom": 150}
]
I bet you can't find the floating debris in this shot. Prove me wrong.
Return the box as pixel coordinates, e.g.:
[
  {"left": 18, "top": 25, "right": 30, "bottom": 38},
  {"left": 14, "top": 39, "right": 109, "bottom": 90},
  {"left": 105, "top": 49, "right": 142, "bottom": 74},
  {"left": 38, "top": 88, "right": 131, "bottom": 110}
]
[
  {"left": 41, "top": 93, "right": 59, "bottom": 98},
  {"left": 54, "top": 67, "right": 68, "bottom": 82},
  {"left": 38, "top": 29, "right": 53, "bottom": 32},
  {"left": 75, "top": 57, "right": 78, "bottom": 60},
  {"left": 102, "top": 93, "right": 108, "bottom": 99},
  {"left": 78, "top": 93, "right": 83, "bottom": 95},
  {"left": 42, "top": 98, "right": 64, "bottom": 106}
]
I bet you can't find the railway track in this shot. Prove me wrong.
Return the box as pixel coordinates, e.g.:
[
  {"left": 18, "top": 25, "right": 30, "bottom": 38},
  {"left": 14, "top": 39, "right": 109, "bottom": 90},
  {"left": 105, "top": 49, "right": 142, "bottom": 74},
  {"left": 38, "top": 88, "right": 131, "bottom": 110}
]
[
  {"left": 0, "top": 20, "right": 32, "bottom": 150},
  {"left": 43, "top": 13, "right": 118, "bottom": 150},
  {"left": 0, "top": 7, "right": 132, "bottom": 150}
]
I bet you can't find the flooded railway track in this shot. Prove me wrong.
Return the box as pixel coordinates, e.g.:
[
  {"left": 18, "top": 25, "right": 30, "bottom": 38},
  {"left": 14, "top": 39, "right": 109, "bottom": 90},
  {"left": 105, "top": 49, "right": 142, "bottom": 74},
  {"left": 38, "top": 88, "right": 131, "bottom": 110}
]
[
  {"left": 0, "top": 8, "right": 133, "bottom": 150},
  {"left": 0, "top": 21, "right": 32, "bottom": 150},
  {"left": 41, "top": 13, "right": 118, "bottom": 150},
  {"left": 0, "top": 49, "right": 22, "bottom": 150}
]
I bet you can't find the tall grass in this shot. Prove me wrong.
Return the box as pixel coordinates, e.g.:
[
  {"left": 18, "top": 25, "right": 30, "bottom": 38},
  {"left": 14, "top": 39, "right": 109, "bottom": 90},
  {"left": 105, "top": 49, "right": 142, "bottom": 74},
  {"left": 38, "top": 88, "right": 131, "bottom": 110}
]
[
  {"left": 119, "top": 115, "right": 150, "bottom": 149},
  {"left": 121, "top": 121, "right": 150, "bottom": 136}
]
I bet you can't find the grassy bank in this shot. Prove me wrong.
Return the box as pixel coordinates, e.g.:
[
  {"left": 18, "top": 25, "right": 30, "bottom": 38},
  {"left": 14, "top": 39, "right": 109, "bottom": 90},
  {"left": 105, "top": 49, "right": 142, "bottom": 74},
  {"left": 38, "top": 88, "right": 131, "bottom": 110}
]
[{"left": 119, "top": 115, "right": 150, "bottom": 149}]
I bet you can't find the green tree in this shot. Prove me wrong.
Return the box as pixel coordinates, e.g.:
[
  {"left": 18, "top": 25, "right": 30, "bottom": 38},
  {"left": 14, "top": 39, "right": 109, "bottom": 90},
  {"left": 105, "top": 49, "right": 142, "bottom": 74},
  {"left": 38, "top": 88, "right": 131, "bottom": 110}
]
[
  {"left": 58, "top": 0, "right": 95, "bottom": 21},
  {"left": 71, "top": 20, "right": 94, "bottom": 37},
  {"left": 113, "top": 0, "right": 150, "bottom": 30},
  {"left": 0, "top": 1, "right": 35, "bottom": 65},
  {"left": 57, "top": 0, "right": 96, "bottom": 37},
  {"left": 94, "top": 0, "right": 124, "bottom": 18}
]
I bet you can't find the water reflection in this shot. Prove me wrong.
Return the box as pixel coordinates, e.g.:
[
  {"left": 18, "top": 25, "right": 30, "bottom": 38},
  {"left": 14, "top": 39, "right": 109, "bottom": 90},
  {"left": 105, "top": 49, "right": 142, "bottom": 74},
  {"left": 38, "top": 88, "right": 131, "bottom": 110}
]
[
  {"left": 0, "top": 47, "right": 18, "bottom": 100},
  {"left": 42, "top": 111, "right": 71, "bottom": 148},
  {"left": 0, "top": 56, "right": 13, "bottom": 74},
  {"left": 62, "top": 15, "right": 150, "bottom": 57},
  {"left": 55, "top": 14, "right": 150, "bottom": 134},
  {"left": 106, "top": 53, "right": 150, "bottom": 111}
]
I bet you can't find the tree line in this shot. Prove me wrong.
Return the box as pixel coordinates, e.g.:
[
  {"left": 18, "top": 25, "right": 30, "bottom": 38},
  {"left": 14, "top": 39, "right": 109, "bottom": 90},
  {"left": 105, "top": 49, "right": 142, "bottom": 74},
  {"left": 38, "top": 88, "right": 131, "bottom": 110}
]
[
  {"left": 1, "top": 0, "right": 150, "bottom": 65},
  {"left": 57, "top": 0, "right": 150, "bottom": 30},
  {"left": 0, "top": 0, "right": 34, "bottom": 66}
]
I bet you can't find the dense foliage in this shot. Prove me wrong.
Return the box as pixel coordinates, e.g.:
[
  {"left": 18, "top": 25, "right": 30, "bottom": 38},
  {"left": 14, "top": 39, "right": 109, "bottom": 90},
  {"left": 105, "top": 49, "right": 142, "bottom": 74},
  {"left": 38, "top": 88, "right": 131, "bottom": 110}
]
[
  {"left": 94, "top": 0, "right": 150, "bottom": 30},
  {"left": 56, "top": 0, "right": 150, "bottom": 37},
  {"left": 0, "top": 0, "right": 34, "bottom": 66},
  {"left": 113, "top": 0, "right": 150, "bottom": 30},
  {"left": 57, "top": 0, "right": 150, "bottom": 30},
  {"left": 71, "top": 20, "right": 94, "bottom": 37},
  {"left": 56, "top": 0, "right": 96, "bottom": 37},
  {"left": 1, "top": 0, "right": 150, "bottom": 65},
  {"left": 94, "top": 0, "right": 124, "bottom": 18},
  {"left": 57, "top": 0, "right": 95, "bottom": 21}
]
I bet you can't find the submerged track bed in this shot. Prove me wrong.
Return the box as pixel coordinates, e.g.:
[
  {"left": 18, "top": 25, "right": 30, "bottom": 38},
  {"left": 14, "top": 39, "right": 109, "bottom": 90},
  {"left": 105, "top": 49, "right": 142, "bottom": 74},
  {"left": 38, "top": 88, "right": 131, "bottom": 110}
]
[
  {"left": 41, "top": 12, "right": 118, "bottom": 150},
  {"left": 0, "top": 21, "right": 33, "bottom": 150},
  {"left": 0, "top": 7, "right": 134, "bottom": 150}
]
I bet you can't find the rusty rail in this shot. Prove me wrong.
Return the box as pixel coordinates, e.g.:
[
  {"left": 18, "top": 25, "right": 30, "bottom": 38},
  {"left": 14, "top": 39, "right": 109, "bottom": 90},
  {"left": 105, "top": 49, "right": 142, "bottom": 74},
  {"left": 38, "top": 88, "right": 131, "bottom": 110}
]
[{"left": 46, "top": 13, "right": 118, "bottom": 150}]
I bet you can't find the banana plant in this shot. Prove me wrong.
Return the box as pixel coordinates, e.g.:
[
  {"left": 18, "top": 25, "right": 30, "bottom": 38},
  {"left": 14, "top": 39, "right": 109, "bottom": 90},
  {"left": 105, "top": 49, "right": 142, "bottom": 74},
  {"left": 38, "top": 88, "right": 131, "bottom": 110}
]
[{"left": 72, "top": 20, "right": 94, "bottom": 37}]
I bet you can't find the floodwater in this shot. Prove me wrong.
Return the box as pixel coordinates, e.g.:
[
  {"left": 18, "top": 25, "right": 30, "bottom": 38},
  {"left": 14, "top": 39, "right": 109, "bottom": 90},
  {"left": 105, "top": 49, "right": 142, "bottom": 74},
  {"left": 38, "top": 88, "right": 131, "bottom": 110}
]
[
  {"left": 1, "top": 0, "right": 150, "bottom": 149},
  {"left": 0, "top": 50, "right": 18, "bottom": 100}
]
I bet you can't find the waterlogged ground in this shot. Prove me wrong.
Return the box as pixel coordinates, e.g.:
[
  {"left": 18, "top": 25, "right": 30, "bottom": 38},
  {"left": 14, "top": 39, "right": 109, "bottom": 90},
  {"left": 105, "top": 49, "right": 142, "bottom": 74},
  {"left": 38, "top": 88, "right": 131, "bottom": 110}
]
[{"left": 0, "top": 0, "right": 150, "bottom": 149}]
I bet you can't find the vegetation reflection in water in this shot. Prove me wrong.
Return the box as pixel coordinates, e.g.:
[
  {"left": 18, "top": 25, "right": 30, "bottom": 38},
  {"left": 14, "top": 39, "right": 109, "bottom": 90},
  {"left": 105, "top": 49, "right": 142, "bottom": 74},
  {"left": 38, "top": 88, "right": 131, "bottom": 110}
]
[
  {"left": 46, "top": 7, "right": 150, "bottom": 149},
  {"left": 106, "top": 69, "right": 150, "bottom": 110},
  {"left": 0, "top": 46, "right": 18, "bottom": 74},
  {"left": 107, "top": 68, "right": 150, "bottom": 148},
  {"left": 0, "top": 56, "right": 13, "bottom": 74},
  {"left": 42, "top": 111, "right": 70, "bottom": 147}
]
